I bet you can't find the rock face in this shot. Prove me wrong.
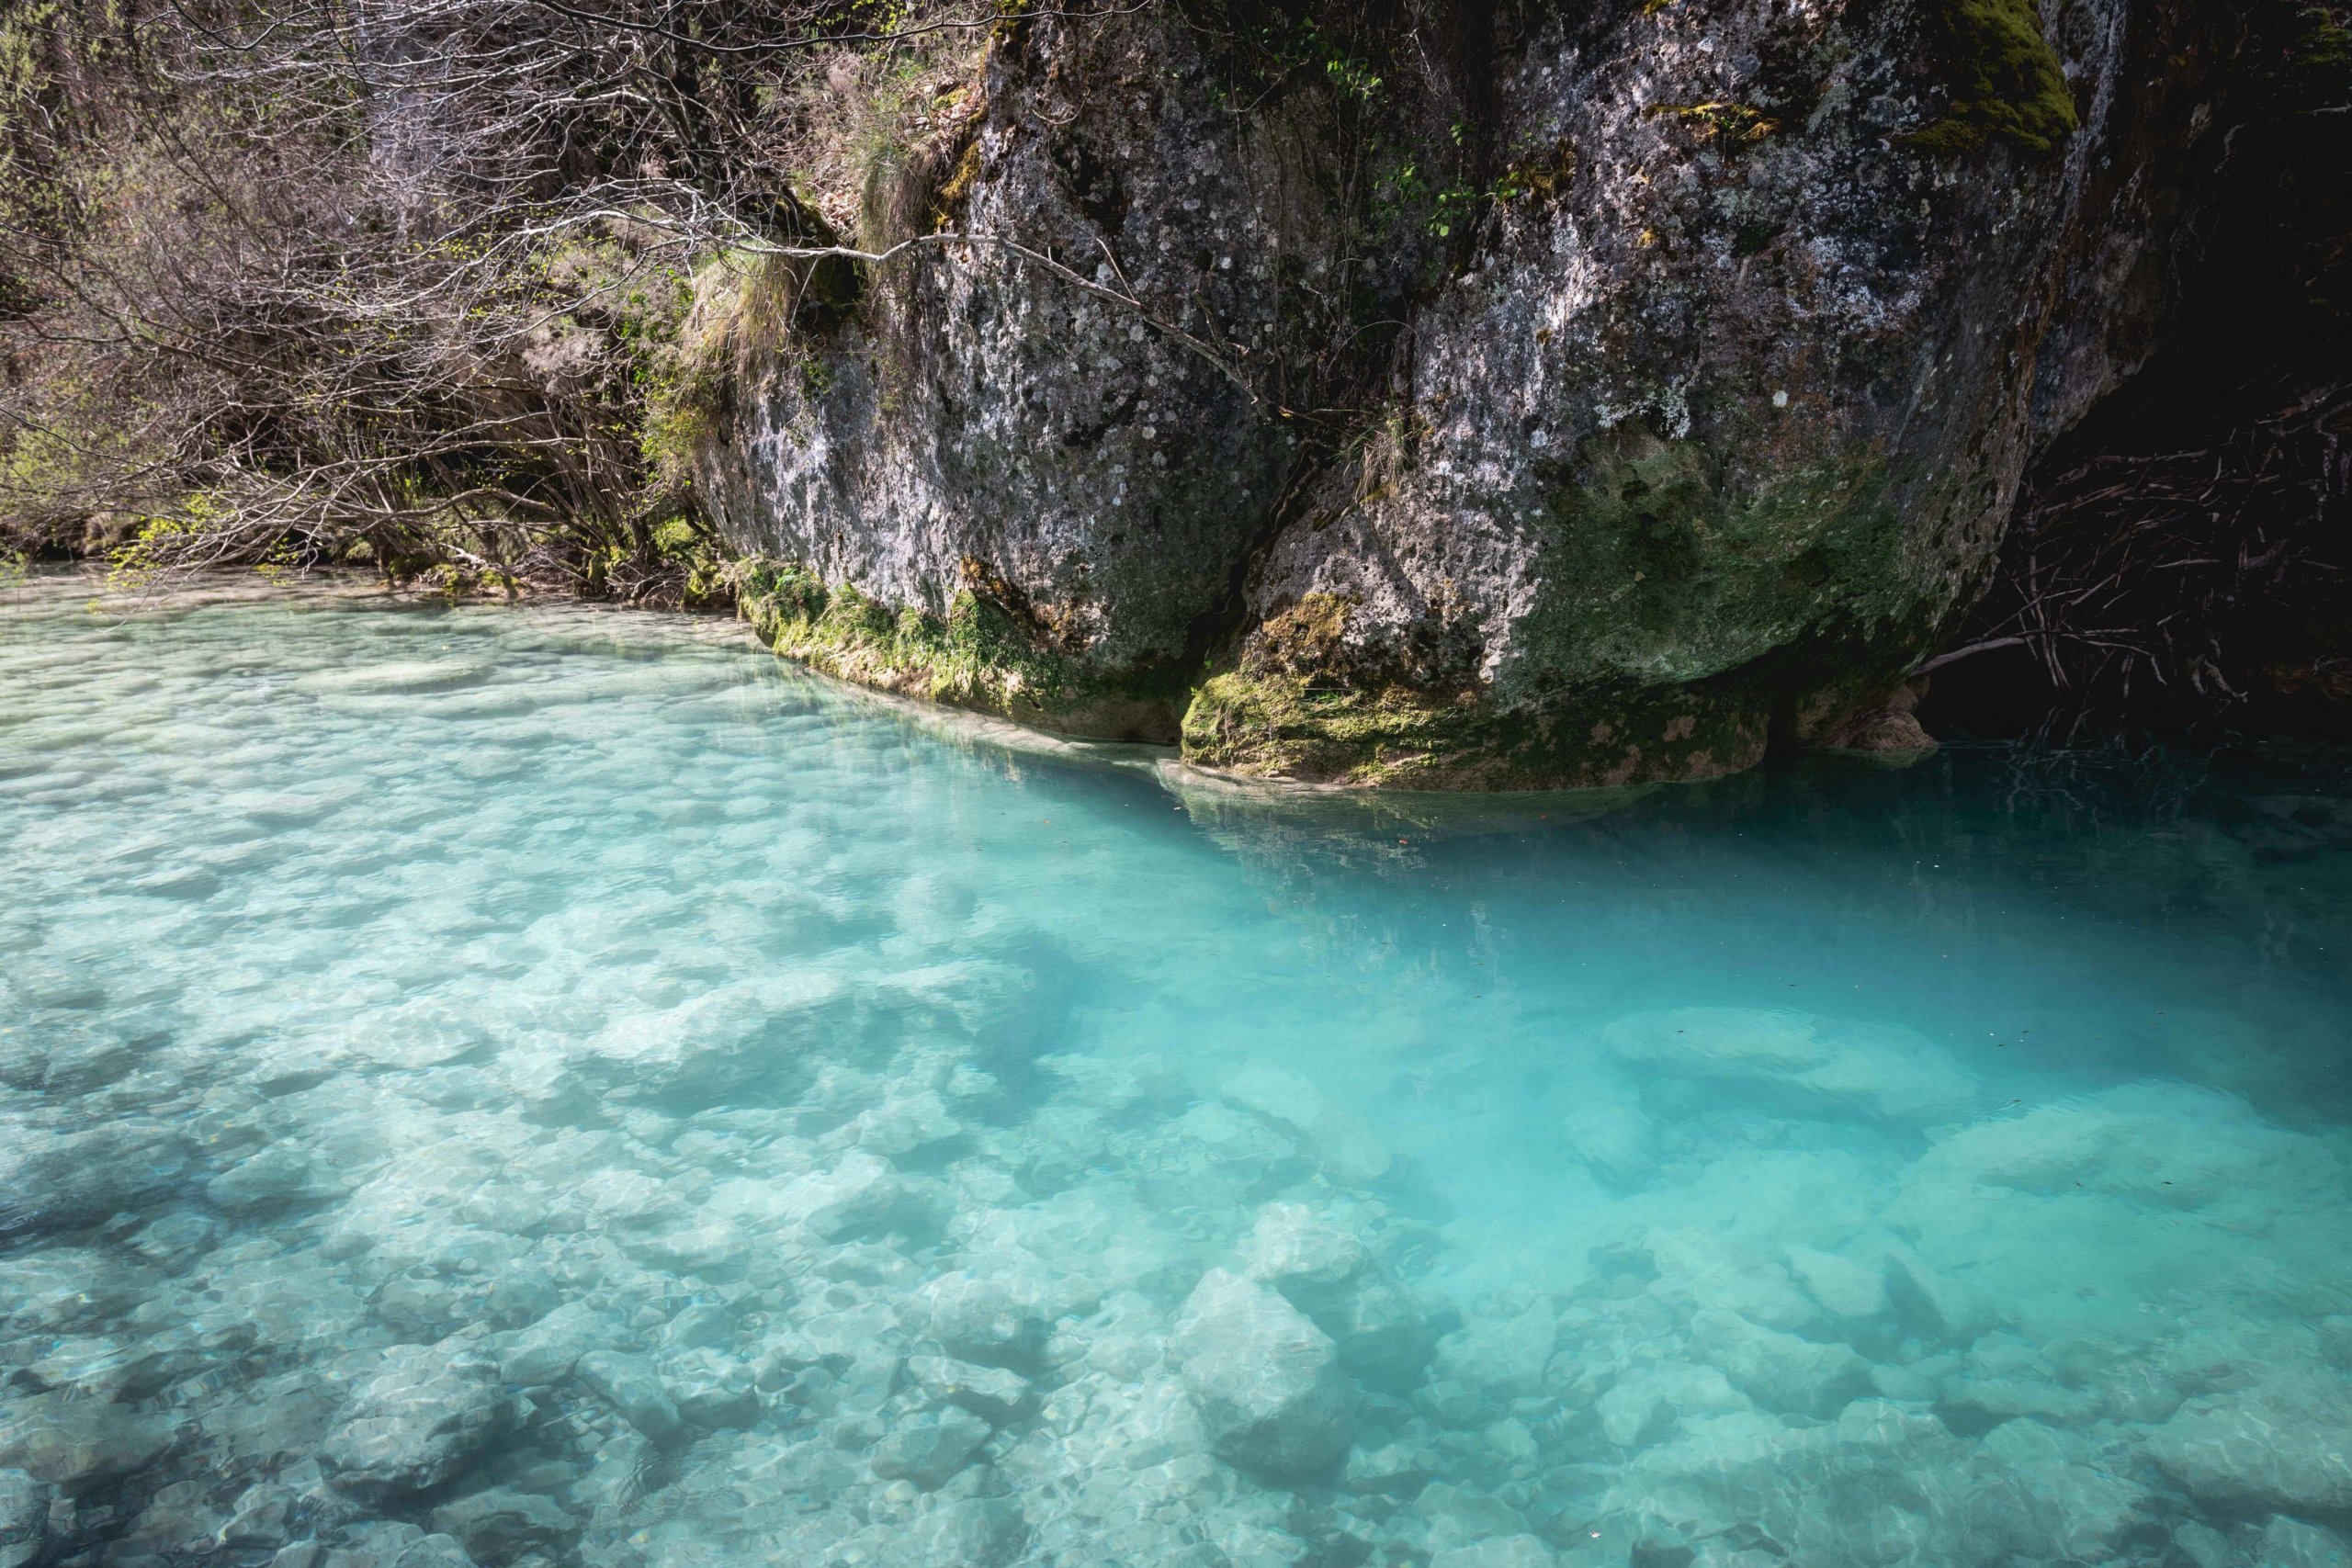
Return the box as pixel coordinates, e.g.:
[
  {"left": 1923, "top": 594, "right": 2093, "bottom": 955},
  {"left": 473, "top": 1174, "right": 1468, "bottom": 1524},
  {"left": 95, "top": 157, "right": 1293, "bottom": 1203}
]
[{"left": 703, "top": 0, "right": 2272, "bottom": 786}]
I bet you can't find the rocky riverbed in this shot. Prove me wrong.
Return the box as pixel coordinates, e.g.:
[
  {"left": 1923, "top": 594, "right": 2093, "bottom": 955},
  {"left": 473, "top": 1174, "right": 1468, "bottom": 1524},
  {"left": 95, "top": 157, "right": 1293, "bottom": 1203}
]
[{"left": 5, "top": 581, "right": 2351, "bottom": 1568}]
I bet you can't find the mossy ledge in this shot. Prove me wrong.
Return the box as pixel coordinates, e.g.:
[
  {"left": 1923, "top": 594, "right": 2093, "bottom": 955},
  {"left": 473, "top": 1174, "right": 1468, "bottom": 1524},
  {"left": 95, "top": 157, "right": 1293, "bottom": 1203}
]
[
  {"left": 1180, "top": 665, "right": 1771, "bottom": 791},
  {"left": 732, "top": 558, "right": 1183, "bottom": 742}
]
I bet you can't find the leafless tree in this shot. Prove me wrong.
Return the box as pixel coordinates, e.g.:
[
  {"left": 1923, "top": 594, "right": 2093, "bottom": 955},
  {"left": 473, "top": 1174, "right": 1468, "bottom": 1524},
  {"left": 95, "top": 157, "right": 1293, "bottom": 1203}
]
[{"left": 0, "top": 0, "right": 1182, "bottom": 599}]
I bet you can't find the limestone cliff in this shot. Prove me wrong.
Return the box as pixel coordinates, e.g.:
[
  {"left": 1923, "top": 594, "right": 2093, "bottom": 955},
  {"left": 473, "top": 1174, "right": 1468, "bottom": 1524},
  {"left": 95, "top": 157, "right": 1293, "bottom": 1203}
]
[{"left": 699, "top": 0, "right": 2343, "bottom": 786}]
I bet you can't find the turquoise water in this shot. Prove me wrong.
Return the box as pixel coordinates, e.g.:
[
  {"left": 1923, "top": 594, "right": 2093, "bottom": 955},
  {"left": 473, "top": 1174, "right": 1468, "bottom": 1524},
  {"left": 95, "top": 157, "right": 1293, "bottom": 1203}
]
[{"left": 4, "top": 576, "right": 2352, "bottom": 1568}]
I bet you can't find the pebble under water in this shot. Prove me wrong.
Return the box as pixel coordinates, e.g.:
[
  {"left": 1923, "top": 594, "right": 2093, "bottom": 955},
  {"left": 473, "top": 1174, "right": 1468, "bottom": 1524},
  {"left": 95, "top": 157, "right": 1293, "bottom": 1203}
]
[{"left": 6, "top": 576, "right": 2352, "bottom": 1568}]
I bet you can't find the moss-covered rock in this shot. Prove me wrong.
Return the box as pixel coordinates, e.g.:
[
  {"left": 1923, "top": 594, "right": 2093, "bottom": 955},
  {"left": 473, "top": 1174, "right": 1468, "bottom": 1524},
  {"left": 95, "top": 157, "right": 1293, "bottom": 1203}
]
[
  {"left": 1905, "top": 0, "right": 2080, "bottom": 157},
  {"left": 735, "top": 559, "right": 1182, "bottom": 741},
  {"left": 1182, "top": 664, "right": 1768, "bottom": 790},
  {"left": 1515, "top": 431, "right": 1902, "bottom": 688}
]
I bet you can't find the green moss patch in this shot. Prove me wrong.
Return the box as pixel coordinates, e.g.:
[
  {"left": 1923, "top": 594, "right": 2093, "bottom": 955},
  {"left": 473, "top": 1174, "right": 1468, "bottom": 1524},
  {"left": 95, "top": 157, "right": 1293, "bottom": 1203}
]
[
  {"left": 1516, "top": 427, "right": 1903, "bottom": 691},
  {"left": 733, "top": 558, "right": 1182, "bottom": 741},
  {"left": 1181, "top": 591, "right": 1773, "bottom": 790},
  {"left": 1906, "top": 0, "right": 2079, "bottom": 157}
]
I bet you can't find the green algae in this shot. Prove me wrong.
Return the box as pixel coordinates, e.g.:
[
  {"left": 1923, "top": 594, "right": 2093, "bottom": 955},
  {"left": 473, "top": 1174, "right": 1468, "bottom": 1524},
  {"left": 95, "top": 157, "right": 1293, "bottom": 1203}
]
[{"left": 734, "top": 558, "right": 1182, "bottom": 741}]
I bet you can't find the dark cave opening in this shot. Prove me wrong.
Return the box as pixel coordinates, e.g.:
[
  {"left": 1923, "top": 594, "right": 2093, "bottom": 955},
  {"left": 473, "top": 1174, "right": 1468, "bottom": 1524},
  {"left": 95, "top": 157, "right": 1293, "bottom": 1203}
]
[{"left": 1919, "top": 48, "right": 2351, "bottom": 745}]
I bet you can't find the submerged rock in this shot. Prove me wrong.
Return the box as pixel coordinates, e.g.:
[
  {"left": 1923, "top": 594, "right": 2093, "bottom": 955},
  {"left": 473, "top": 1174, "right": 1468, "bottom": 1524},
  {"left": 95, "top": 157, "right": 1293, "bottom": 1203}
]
[
  {"left": 1597, "top": 1363, "right": 1750, "bottom": 1449},
  {"left": 2259, "top": 1515, "right": 2352, "bottom": 1568},
  {"left": 0, "top": 1469, "right": 52, "bottom": 1568},
  {"left": 906, "top": 1355, "right": 1035, "bottom": 1425},
  {"left": 1604, "top": 1009, "right": 1978, "bottom": 1123},
  {"left": 1689, "top": 1309, "right": 1874, "bottom": 1418},
  {"left": 319, "top": 1348, "right": 514, "bottom": 1498},
  {"left": 1241, "top": 1202, "right": 1435, "bottom": 1390},
  {"left": 573, "top": 975, "right": 849, "bottom": 1108},
  {"left": 0, "top": 1249, "right": 153, "bottom": 1335},
  {"left": 1430, "top": 1537, "right": 1557, "bottom": 1568},
  {"left": 498, "top": 1302, "right": 628, "bottom": 1387},
  {"left": 869, "top": 1408, "right": 991, "bottom": 1489},
  {"left": 427, "top": 1488, "right": 579, "bottom": 1564},
  {"left": 0, "top": 1394, "right": 172, "bottom": 1493},
  {"left": 573, "top": 1351, "right": 684, "bottom": 1443},
  {"left": 1434, "top": 1300, "right": 1558, "bottom": 1410},
  {"left": 775, "top": 1151, "right": 905, "bottom": 1243},
  {"left": 890, "top": 1496, "right": 1029, "bottom": 1568},
  {"left": 1173, "top": 1269, "right": 1355, "bottom": 1480},
  {"left": 2147, "top": 1382, "right": 2352, "bottom": 1515},
  {"left": 205, "top": 1143, "right": 353, "bottom": 1213},
  {"left": 916, "top": 1272, "right": 1048, "bottom": 1370},
  {"left": 662, "top": 1349, "right": 762, "bottom": 1430},
  {"left": 0, "top": 1122, "right": 195, "bottom": 1241},
  {"left": 1611, "top": 1399, "right": 2153, "bottom": 1568}
]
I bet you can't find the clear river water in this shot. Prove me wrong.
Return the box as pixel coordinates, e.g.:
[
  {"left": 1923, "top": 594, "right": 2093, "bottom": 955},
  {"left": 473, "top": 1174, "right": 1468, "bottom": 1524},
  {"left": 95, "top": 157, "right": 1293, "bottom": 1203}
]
[{"left": 4, "top": 575, "right": 2351, "bottom": 1568}]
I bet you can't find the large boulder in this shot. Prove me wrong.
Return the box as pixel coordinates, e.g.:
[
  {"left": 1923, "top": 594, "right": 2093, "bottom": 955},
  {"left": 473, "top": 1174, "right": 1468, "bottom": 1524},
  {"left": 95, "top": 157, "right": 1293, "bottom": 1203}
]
[
  {"left": 704, "top": 0, "right": 2264, "bottom": 786},
  {"left": 1172, "top": 1269, "right": 1355, "bottom": 1481}
]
